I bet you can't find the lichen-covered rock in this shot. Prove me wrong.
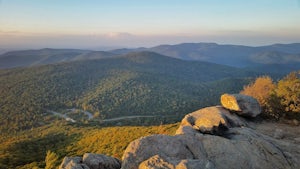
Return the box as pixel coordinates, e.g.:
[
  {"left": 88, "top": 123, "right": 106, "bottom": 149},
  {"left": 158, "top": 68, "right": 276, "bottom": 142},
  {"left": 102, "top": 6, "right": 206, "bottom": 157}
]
[
  {"left": 176, "top": 106, "right": 246, "bottom": 135},
  {"left": 83, "top": 153, "right": 121, "bottom": 169},
  {"left": 220, "top": 93, "right": 261, "bottom": 117}
]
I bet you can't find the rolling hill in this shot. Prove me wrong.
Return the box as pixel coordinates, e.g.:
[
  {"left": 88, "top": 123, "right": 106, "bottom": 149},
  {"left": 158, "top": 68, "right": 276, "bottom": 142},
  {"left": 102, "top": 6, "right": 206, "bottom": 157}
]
[
  {"left": 1, "top": 43, "right": 300, "bottom": 73},
  {"left": 0, "top": 47, "right": 298, "bottom": 169},
  {"left": 0, "top": 48, "right": 115, "bottom": 69},
  {"left": 110, "top": 42, "right": 300, "bottom": 70},
  {"left": 0, "top": 51, "right": 255, "bottom": 133}
]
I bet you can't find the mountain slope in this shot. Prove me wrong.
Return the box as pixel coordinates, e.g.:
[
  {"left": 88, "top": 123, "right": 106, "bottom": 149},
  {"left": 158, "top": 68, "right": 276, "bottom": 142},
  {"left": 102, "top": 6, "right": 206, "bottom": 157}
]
[
  {"left": 2, "top": 43, "right": 300, "bottom": 71},
  {"left": 0, "top": 48, "right": 115, "bottom": 69},
  {"left": 110, "top": 43, "right": 300, "bottom": 68},
  {"left": 0, "top": 52, "right": 255, "bottom": 133}
]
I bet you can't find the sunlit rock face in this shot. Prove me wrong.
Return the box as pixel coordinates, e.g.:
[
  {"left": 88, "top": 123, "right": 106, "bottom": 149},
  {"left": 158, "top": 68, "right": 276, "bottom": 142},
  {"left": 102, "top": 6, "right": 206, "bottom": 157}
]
[
  {"left": 121, "top": 94, "right": 292, "bottom": 169},
  {"left": 59, "top": 153, "right": 121, "bottom": 169},
  {"left": 220, "top": 93, "right": 261, "bottom": 117},
  {"left": 176, "top": 106, "right": 246, "bottom": 135}
]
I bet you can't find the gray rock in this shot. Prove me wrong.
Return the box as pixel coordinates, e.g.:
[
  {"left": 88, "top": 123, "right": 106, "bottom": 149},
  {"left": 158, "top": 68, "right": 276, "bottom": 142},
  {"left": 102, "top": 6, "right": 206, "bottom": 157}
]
[
  {"left": 292, "top": 119, "right": 299, "bottom": 126},
  {"left": 121, "top": 135, "right": 195, "bottom": 169},
  {"left": 59, "top": 154, "right": 121, "bottom": 169},
  {"left": 65, "top": 161, "right": 90, "bottom": 169},
  {"left": 122, "top": 127, "right": 291, "bottom": 169},
  {"left": 138, "top": 155, "right": 175, "bottom": 169},
  {"left": 83, "top": 153, "right": 121, "bottom": 169},
  {"left": 220, "top": 93, "right": 261, "bottom": 117},
  {"left": 294, "top": 137, "right": 300, "bottom": 142},
  {"left": 138, "top": 155, "right": 215, "bottom": 169},
  {"left": 175, "top": 159, "right": 215, "bottom": 169},
  {"left": 176, "top": 106, "right": 246, "bottom": 135},
  {"left": 269, "top": 138, "right": 300, "bottom": 169},
  {"left": 59, "top": 156, "right": 88, "bottom": 169},
  {"left": 273, "top": 129, "right": 284, "bottom": 139}
]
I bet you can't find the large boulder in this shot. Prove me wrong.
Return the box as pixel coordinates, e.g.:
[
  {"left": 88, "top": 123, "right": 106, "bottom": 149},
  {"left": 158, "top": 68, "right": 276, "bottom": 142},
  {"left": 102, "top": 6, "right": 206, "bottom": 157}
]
[
  {"left": 59, "top": 154, "right": 121, "bottom": 169},
  {"left": 59, "top": 157, "right": 89, "bottom": 169},
  {"left": 138, "top": 155, "right": 215, "bottom": 169},
  {"left": 121, "top": 135, "right": 196, "bottom": 169},
  {"left": 121, "top": 127, "right": 291, "bottom": 169},
  {"left": 83, "top": 153, "right": 121, "bottom": 169},
  {"left": 138, "top": 155, "right": 175, "bottom": 169},
  {"left": 176, "top": 106, "right": 246, "bottom": 135},
  {"left": 64, "top": 161, "right": 90, "bottom": 169},
  {"left": 220, "top": 93, "right": 261, "bottom": 117}
]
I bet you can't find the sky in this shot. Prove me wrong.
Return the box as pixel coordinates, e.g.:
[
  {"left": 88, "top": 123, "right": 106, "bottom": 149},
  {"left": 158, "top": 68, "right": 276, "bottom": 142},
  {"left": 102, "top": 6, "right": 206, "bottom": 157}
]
[{"left": 0, "top": 0, "right": 300, "bottom": 49}]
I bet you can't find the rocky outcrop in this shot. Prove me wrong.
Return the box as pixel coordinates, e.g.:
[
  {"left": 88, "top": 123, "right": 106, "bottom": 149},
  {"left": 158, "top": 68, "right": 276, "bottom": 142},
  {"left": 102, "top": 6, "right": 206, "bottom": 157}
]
[
  {"left": 83, "top": 153, "right": 121, "bottom": 169},
  {"left": 59, "top": 94, "right": 299, "bottom": 169},
  {"left": 138, "top": 155, "right": 215, "bottom": 169},
  {"left": 121, "top": 94, "right": 295, "bottom": 169},
  {"left": 59, "top": 157, "right": 89, "bottom": 169},
  {"left": 59, "top": 153, "right": 121, "bottom": 169},
  {"left": 220, "top": 93, "right": 261, "bottom": 117},
  {"left": 176, "top": 106, "right": 246, "bottom": 135},
  {"left": 122, "top": 128, "right": 290, "bottom": 169}
]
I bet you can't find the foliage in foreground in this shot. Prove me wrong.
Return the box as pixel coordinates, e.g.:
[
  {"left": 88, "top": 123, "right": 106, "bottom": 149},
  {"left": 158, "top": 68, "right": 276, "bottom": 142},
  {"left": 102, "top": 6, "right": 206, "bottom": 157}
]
[
  {"left": 241, "top": 71, "right": 300, "bottom": 119},
  {"left": 0, "top": 122, "right": 179, "bottom": 169}
]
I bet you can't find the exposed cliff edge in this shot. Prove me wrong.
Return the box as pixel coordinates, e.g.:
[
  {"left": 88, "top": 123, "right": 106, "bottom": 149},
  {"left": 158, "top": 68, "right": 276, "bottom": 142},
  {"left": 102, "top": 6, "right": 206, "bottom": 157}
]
[{"left": 59, "top": 94, "right": 300, "bottom": 169}]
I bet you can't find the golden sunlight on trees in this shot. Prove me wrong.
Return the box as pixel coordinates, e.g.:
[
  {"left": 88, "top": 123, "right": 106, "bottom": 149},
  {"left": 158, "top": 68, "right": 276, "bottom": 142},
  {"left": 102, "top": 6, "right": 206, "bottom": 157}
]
[
  {"left": 241, "top": 72, "right": 300, "bottom": 120},
  {"left": 241, "top": 76, "right": 275, "bottom": 111},
  {"left": 275, "top": 71, "right": 300, "bottom": 115}
]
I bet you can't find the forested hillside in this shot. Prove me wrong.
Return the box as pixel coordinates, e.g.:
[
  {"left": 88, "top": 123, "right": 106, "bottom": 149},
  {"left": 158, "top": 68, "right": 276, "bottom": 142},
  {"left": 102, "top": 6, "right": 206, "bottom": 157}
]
[
  {"left": 0, "top": 48, "right": 115, "bottom": 69},
  {"left": 1, "top": 43, "right": 300, "bottom": 72},
  {"left": 0, "top": 52, "right": 255, "bottom": 133},
  {"left": 110, "top": 43, "right": 300, "bottom": 72},
  {"left": 0, "top": 122, "right": 179, "bottom": 169}
]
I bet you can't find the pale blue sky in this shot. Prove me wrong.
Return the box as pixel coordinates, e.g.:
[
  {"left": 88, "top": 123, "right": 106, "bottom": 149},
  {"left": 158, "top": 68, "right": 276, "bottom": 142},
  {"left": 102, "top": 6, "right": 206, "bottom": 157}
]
[{"left": 0, "top": 0, "right": 299, "bottom": 49}]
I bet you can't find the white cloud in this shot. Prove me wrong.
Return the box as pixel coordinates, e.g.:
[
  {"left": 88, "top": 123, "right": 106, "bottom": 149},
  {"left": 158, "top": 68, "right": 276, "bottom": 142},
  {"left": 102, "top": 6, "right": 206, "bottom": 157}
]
[{"left": 105, "top": 32, "right": 134, "bottom": 39}]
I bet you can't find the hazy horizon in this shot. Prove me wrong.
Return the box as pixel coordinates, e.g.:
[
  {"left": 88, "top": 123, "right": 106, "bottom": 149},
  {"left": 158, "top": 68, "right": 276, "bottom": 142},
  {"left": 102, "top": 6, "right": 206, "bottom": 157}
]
[{"left": 1, "top": 0, "right": 300, "bottom": 49}]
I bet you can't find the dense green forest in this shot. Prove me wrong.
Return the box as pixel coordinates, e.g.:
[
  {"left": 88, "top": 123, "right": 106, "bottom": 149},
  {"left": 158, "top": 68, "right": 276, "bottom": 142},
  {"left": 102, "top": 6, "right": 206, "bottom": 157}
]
[
  {"left": 1, "top": 51, "right": 298, "bottom": 169},
  {"left": 0, "top": 52, "right": 255, "bottom": 133},
  {"left": 0, "top": 122, "right": 179, "bottom": 169}
]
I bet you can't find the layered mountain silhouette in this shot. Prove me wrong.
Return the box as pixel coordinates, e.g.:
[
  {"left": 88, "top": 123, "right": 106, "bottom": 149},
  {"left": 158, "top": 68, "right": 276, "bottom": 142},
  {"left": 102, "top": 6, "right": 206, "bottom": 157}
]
[
  {"left": 110, "top": 43, "right": 300, "bottom": 74},
  {"left": 0, "top": 48, "right": 115, "bottom": 69},
  {"left": 0, "top": 51, "right": 255, "bottom": 132},
  {"left": 1, "top": 43, "right": 300, "bottom": 75}
]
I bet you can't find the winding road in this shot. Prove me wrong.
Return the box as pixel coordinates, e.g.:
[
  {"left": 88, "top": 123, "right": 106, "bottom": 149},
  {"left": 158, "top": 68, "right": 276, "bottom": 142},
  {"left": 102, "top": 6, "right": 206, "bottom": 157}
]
[
  {"left": 102, "top": 115, "right": 156, "bottom": 122},
  {"left": 47, "top": 109, "right": 172, "bottom": 123},
  {"left": 47, "top": 110, "right": 77, "bottom": 123}
]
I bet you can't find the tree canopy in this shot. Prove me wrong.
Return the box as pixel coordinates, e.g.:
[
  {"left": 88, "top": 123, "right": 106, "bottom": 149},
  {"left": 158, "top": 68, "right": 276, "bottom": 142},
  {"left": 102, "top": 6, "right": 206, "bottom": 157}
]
[{"left": 241, "top": 71, "right": 300, "bottom": 119}]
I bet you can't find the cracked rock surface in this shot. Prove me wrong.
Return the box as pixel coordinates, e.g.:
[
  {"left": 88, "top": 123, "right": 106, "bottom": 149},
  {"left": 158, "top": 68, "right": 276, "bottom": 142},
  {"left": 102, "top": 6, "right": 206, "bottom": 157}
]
[{"left": 121, "top": 95, "right": 298, "bottom": 169}]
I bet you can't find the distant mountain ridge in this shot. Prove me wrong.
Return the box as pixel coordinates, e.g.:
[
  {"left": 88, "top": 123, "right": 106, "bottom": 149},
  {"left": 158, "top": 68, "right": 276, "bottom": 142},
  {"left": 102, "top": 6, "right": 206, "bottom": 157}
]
[
  {"left": 0, "top": 48, "right": 116, "bottom": 69},
  {"left": 110, "top": 42, "right": 300, "bottom": 67},
  {"left": 1, "top": 42, "right": 300, "bottom": 74}
]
